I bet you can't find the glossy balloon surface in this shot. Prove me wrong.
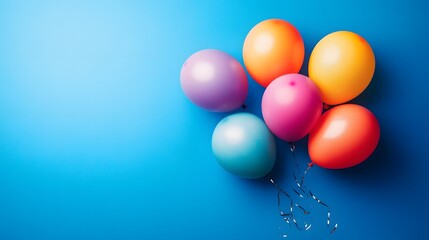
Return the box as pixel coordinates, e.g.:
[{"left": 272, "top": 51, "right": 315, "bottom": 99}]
[
  {"left": 308, "top": 31, "right": 375, "bottom": 105},
  {"left": 243, "top": 19, "right": 304, "bottom": 87},
  {"left": 212, "top": 113, "right": 276, "bottom": 179},
  {"left": 308, "top": 104, "right": 380, "bottom": 169},
  {"left": 262, "top": 74, "right": 322, "bottom": 142},
  {"left": 181, "top": 49, "right": 248, "bottom": 112}
]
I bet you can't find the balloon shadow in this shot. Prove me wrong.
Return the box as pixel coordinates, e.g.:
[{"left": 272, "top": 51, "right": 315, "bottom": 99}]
[
  {"left": 325, "top": 115, "right": 406, "bottom": 192},
  {"left": 320, "top": 56, "right": 405, "bottom": 188},
  {"left": 350, "top": 55, "right": 389, "bottom": 108},
  {"left": 227, "top": 50, "right": 395, "bottom": 192},
  {"left": 268, "top": 138, "right": 310, "bottom": 183},
  {"left": 228, "top": 137, "right": 310, "bottom": 191}
]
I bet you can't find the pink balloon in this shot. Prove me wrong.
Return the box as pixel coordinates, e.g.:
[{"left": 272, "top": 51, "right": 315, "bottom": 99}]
[{"left": 262, "top": 74, "right": 323, "bottom": 142}]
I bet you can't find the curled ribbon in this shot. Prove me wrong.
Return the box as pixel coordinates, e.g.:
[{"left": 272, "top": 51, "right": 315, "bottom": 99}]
[{"left": 268, "top": 143, "right": 338, "bottom": 237}]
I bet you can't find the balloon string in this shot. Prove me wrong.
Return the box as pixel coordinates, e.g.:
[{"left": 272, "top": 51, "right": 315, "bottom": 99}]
[
  {"left": 308, "top": 190, "right": 338, "bottom": 233},
  {"left": 288, "top": 143, "right": 338, "bottom": 234},
  {"left": 268, "top": 176, "right": 311, "bottom": 235},
  {"left": 271, "top": 143, "right": 338, "bottom": 237}
]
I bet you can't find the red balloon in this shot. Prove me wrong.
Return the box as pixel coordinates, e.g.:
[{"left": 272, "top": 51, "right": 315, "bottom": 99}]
[{"left": 308, "top": 104, "right": 380, "bottom": 169}]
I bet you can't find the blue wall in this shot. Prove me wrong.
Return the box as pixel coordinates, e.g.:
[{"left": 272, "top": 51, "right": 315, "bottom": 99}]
[{"left": 0, "top": 0, "right": 428, "bottom": 239}]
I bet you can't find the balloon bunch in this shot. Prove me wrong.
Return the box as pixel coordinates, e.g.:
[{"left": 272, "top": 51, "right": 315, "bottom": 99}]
[{"left": 181, "top": 18, "right": 380, "bottom": 234}]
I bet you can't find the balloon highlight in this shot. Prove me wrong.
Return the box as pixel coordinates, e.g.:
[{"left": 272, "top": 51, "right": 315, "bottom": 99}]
[
  {"left": 180, "top": 49, "right": 248, "bottom": 112},
  {"left": 212, "top": 113, "right": 276, "bottom": 179}
]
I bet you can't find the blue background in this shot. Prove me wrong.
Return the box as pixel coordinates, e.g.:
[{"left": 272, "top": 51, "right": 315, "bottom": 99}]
[{"left": 0, "top": 0, "right": 428, "bottom": 239}]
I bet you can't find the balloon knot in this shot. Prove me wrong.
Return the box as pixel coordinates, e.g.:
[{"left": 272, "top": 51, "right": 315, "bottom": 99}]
[
  {"left": 242, "top": 104, "right": 247, "bottom": 110},
  {"left": 323, "top": 104, "right": 331, "bottom": 110},
  {"left": 308, "top": 162, "right": 314, "bottom": 168}
]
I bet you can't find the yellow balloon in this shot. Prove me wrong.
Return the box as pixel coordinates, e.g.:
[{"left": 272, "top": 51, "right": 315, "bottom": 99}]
[{"left": 308, "top": 31, "right": 375, "bottom": 105}]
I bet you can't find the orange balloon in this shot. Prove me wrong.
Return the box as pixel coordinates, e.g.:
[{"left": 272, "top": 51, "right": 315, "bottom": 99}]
[
  {"left": 308, "top": 104, "right": 380, "bottom": 169},
  {"left": 243, "top": 19, "right": 304, "bottom": 87},
  {"left": 308, "top": 31, "right": 375, "bottom": 105}
]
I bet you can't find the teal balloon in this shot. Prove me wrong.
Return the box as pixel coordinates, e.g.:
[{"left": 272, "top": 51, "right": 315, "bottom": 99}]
[{"left": 212, "top": 112, "right": 276, "bottom": 179}]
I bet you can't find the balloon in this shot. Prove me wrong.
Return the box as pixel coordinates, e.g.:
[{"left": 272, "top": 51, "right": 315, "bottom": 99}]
[
  {"left": 308, "top": 31, "right": 375, "bottom": 105},
  {"left": 262, "top": 74, "right": 323, "bottom": 142},
  {"left": 243, "top": 19, "right": 305, "bottom": 88},
  {"left": 212, "top": 113, "right": 276, "bottom": 179},
  {"left": 180, "top": 49, "right": 248, "bottom": 112},
  {"left": 308, "top": 104, "right": 380, "bottom": 169}
]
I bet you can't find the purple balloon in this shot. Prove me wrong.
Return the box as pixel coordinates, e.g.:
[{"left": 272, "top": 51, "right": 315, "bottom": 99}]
[{"left": 180, "top": 49, "right": 248, "bottom": 112}]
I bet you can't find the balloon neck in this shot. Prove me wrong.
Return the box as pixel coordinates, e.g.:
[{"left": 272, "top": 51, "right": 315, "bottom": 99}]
[
  {"left": 323, "top": 104, "right": 331, "bottom": 110},
  {"left": 288, "top": 142, "right": 296, "bottom": 152},
  {"left": 242, "top": 104, "right": 247, "bottom": 110}
]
